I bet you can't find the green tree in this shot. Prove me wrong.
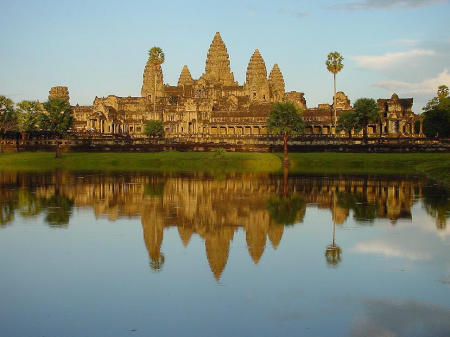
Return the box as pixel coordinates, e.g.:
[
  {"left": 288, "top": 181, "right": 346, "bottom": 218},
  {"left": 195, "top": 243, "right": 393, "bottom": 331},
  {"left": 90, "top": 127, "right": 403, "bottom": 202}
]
[
  {"left": 336, "top": 110, "right": 358, "bottom": 138},
  {"left": 353, "top": 98, "right": 380, "bottom": 143},
  {"left": 16, "top": 100, "right": 42, "bottom": 140},
  {"left": 40, "top": 98, "right": 73, "bottom": 158},
  {"left": 326, "top": 51, "right": 344, "bottom": 127},
  {"left": 266, "top": 102, "right": 305, "bottom": 163},
  {"left": 422, "top": 86, "right": 450, "bottom": 138},
  {"left": 0, "top": 96, "right": 17, "bottom": 133},
  {"left": 144, "top": 120, "right": 165, "bottom": 138},
  {"left": 148, "top": 46, "right": 165, "bottom": 114},
  {"left": 0, "top": 96, "right": 17, "bottom": 152}
]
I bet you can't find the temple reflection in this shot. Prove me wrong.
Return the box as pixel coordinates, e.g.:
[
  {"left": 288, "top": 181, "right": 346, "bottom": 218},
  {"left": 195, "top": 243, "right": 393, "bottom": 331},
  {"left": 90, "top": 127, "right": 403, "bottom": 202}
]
[{"left": 0, "top": 171, "right": 447, "bottom": 280}]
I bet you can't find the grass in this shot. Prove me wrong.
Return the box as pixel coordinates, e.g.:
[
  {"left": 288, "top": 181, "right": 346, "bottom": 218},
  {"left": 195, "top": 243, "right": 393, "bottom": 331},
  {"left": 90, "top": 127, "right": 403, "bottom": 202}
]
[{"left": 0, "top": 151, "right": 449, "bottom": 185}]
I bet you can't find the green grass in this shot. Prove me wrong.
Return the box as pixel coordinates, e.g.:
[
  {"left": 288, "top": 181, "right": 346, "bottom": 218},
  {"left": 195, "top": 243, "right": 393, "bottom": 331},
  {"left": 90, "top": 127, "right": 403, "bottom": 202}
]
[{"left": 0, "top": 151, "right": 449, "bottom": 185}]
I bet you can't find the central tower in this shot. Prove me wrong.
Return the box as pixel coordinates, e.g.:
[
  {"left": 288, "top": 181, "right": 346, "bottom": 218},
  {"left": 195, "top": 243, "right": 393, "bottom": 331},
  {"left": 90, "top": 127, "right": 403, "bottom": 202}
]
[{"left": 200, "top": 32, "right": 236, "bottom": 86}]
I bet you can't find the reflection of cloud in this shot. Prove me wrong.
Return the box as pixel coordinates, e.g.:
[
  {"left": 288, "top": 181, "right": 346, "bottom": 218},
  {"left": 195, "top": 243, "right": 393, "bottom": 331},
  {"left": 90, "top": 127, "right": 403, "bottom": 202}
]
[
  {"left": 352, "top": 49, "right": 435, "bottom": 70},
  {"left": 354, "top": 240, "right": 431, "bottom": 260},
  {"left": 331, "top": 0, "right": 445, "bottom": 10},
  {"left": 374, "top": 69, "right": 450, "bottom": 94},
  {"left": 351, "top": 299, "right": 450, "bottom": 337}
]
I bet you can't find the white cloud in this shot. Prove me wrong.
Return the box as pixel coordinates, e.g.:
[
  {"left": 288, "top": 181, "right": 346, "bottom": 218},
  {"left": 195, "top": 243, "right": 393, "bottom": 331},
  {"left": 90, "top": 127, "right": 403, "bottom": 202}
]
[
  {"left": 331, "top": 0, "right": 445, "bottom": 10},
  {"left": 374, "top": 68, "right": 450, "bottom": 94},
  {"left": 393, "top": 39, "right": 419, "bottom": 47},
  {"left": 352, "top": 49, "right": 435, "bottom": 70}
]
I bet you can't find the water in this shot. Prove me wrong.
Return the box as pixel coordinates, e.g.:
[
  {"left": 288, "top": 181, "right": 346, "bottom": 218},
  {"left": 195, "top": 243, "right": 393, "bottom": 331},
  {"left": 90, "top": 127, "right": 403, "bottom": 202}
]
[{"left": 0, "top": 171, "right": 449, "bottom": 337}]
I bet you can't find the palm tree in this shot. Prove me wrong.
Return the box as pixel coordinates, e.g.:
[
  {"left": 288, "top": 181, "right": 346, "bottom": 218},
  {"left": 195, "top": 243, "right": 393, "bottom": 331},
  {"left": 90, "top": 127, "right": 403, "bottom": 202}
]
[
  {"left": 326, "top": 52, "right": 344, "bottom": 128},
  {"left": 148, "top": 47, "right": 165, "bottom": 115}
]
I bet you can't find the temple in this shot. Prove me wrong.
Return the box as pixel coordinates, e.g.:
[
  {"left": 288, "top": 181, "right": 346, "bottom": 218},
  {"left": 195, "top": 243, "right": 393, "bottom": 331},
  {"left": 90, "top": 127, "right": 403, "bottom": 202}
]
[{"left": 50, "top": 32, "right": 421, "bottom": 140}]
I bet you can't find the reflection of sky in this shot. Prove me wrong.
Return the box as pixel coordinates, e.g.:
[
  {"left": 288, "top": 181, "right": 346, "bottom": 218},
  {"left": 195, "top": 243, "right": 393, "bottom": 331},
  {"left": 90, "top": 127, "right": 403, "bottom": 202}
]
[{"left": 0, "top": 194, "right": 449, "bottom": 336}]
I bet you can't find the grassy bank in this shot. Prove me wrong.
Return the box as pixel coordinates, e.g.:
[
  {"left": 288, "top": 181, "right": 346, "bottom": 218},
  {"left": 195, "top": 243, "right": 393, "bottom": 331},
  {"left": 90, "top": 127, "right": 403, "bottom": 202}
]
[{"left": 0, "top": 151, "right": 449, "bottom": 185}]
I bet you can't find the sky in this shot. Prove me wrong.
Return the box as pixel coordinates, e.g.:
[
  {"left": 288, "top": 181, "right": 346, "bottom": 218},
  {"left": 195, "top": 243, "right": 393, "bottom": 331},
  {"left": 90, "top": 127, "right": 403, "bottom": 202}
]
[{"left": 0, "top": 0, "right": 449, "bottom": 112}]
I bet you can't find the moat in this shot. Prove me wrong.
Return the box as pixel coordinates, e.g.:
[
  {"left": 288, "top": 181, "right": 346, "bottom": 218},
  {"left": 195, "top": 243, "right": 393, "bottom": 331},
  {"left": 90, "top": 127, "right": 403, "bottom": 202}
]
[{"left": 0, "top": 171, "right": 449, "bottom": 336}]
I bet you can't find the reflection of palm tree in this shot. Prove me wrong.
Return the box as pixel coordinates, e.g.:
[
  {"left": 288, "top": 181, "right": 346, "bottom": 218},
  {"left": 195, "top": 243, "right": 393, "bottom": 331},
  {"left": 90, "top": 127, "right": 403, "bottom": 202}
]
[
  {"left": 325, "top": 197, "right": 342, "bottom": 267},
  {"left": 325, "top": 243, "right": 342, "bottom": 266},
  {"left": 149, "top": 254, "right": 165, "bottom": 271}
]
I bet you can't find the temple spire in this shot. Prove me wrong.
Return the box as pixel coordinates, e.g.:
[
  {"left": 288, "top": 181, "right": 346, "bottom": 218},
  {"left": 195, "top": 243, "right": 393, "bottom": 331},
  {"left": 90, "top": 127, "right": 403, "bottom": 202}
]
[
  {"left": 200, "top": 32, "right": 236, "bottom": 85},
  {"left": 269, "top": 64, "right": 285, "bottom": 101},
  {"left": 177, "top": 65, "right": 194, "bottom": 86},
  {"left": 141, "top": 59, "right": 164, "bottom": 98},
  {"left": 245, "top": 49, "right": 270, "bottom": 101}
]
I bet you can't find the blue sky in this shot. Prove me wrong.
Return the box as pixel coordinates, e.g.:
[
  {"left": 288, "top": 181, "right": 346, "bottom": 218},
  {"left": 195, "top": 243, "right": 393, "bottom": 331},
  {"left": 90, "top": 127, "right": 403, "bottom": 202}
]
[{"left": 1, "top": 0, "right": 449, "bottom": 112}]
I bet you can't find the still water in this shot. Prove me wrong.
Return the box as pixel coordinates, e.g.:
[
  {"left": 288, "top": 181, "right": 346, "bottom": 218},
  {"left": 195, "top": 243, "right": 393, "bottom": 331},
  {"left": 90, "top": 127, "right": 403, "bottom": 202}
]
[{"left": 0, "top": 171, "right": 449, "bottom": 337}]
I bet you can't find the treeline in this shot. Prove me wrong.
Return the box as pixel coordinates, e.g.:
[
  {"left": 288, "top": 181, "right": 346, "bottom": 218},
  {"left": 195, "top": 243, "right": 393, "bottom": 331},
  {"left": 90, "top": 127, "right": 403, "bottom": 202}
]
[{"left": 0, "top": 97, "right": 73, "bottom": 156}]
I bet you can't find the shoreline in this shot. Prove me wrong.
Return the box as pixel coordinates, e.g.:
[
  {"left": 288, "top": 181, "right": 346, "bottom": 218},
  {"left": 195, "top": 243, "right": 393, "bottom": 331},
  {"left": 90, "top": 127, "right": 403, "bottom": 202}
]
[{"left": 0, "top": 152, "right": 449, "bottom": 186}]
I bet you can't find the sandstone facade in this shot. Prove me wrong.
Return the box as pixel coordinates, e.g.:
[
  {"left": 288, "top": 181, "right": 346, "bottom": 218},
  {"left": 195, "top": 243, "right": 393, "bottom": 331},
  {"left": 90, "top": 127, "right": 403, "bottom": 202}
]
[{"left": 63, "top": 32, "right": 422, "bottom": 140}]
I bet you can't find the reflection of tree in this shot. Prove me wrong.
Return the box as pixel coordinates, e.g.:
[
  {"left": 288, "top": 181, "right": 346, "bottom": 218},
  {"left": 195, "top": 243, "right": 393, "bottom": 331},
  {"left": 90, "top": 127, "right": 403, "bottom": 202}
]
[
  {"left": 422, "top": 185, "right": 449, "bottom": 230},
  {"left": 337, "top": 192, "right": 378, "bottom": 223},
  {"left": 18, "top": 189, "right": 44, "bottom": 217},
  {"left": 0, "top": 190, "right": 18, "bottom": 226},
  {"left": 43, "top": 194, "right": 74, "bottom": 227},
  {"left": 266, "top": 165, "right": 306, "bottom": 226},
  {"left": 0, "top": 187, "right": 74, "bottom": 227},
  {"left": 267, "top": 194, "right": 306, "bottom": 226}
]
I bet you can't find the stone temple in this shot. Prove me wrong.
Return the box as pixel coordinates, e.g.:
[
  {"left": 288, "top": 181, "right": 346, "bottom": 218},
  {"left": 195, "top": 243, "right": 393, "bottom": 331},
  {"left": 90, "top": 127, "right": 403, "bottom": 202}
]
[{"left": 51, "top": 32, "right": 422, "bottom": 139}]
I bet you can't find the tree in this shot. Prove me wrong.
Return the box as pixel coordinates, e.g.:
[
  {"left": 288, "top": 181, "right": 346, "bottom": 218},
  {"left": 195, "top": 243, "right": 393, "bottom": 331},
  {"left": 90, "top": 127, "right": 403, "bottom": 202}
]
[
  {"left": 16, "top": 100, "right": 42, "bottom": 140},
  {"left": 353, "top": 98, "right": 380, "bottom": 143},
  {"left": 266, "top": 102, "right": 305, "bottom": 163},
  {"left": 148, "top": 46, "right": 165, "bottom": 114},
  {"left": 326, "top": 51, "right": 344, "bottom": 127},
  {"left": 40, "top": 98, "right": 73, "bottom": 158},
  {"left": 423, "top": 85, "right": 448, "bottom": 113},
  {"left": 144, "top": 120, "right": 165, "bottom": 138},
  {"left": 422, "top": 85, "right": 450, "bottom": 138},
  {"left": 0, "top": 96, "right": 17, "bottom": 153},
  {"left": 0, "top": 96, "right": 17, "bottom": 134},
  {"left": 336, "top": 110, "right": 358, "bottom": 138}
]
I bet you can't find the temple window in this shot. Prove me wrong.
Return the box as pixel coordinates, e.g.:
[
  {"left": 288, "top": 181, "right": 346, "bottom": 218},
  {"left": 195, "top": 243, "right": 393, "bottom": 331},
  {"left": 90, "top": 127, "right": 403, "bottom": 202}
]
[{"left": 136, "top": 127, "right": 141, "bottom": 132}]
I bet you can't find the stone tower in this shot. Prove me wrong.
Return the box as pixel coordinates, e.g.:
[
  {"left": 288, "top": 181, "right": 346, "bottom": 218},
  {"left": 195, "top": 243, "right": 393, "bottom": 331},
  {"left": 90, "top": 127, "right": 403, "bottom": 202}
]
[
  {"left": 177, "top": 65, "right": 194, "bottom": 86},
  {"left": 200, "top": 32, "right": 236, "bottom": 86},
  {"left": 245, "top": 49, "right": 270, "bottom": 101},
  {"left": 269, "top": 64, "right": 285, "bottom": 101},
  {"left": 49, "top": 86, "right": 70, "bottom": 104},
  {"left": 333, "top": 92, "right": 351, "bottom": 110},
  {"left": 141, "top": 58, "right": 164, "bottom": 98}
]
